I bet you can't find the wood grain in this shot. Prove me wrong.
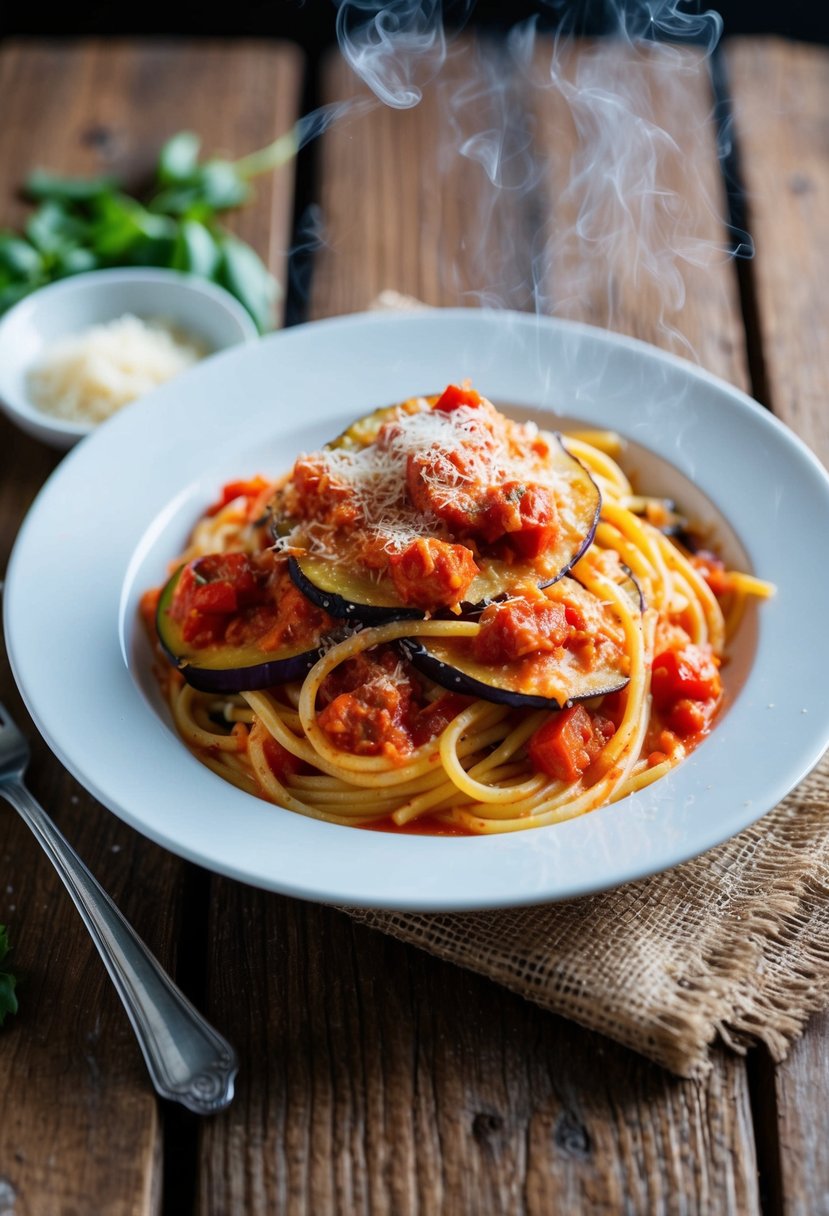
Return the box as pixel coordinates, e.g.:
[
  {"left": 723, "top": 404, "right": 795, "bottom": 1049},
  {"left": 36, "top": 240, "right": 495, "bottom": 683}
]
[
  {"left": 762, "top": 1011, "right": 829, "bottom": 1216},
  {"left": 726, "top": 37, "right": 829, "bottom": 1216},
  {"left": 310, "top": 43, "right": 543, "bottom": 314},
  {"left": 530, "top": 39, "right": 749, "bottom": 388},
  {"left": 199, "top": 36, "right": 761, "bottom": 1215},
  {"left": 726, "top": 38, "right": 829, "bottom": 468},
  {"left": 0, "top": 39, "right": 302, "bottom": 1216},
  {"left": 200, "top": 894, "right": 760, "bottom": 1216}
]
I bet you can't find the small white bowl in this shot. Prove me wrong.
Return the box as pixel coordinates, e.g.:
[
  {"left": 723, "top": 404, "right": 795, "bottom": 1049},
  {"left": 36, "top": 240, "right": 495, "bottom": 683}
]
[{"left": 0, "top": 268, "right": 258, "bottom": 449}]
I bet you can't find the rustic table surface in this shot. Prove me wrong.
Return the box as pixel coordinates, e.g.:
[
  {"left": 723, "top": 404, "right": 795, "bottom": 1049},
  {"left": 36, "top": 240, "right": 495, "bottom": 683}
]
[{"left": 0, "top": 33, "right": 827, "bottom": 1216}]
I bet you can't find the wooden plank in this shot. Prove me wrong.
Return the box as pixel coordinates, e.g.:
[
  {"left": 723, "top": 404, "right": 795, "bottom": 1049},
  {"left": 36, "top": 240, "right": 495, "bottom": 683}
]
[
  {"left": 726, "top": 37, "right": 829, "bottom": 1216},
  {"left": 759, "top": 1011, "right": 829, "bottom": 1216},
  {"left": 726, "top": 39, "right": 829, "bottom": 465},
  {"left": 530, "top": 39, "right": 749, "bottom": 387},
  {"left": 200, "top": 37, "right": 761, "bottom": 1215},
  {"left": 310, "top": 44, "right": 545, "bottom": 313},
  {"left": 202, "top": 893, "right": 759, "bottom": 1215},
  {"left": 0, "top": 39, "right": 302, "bottom": 1216}
]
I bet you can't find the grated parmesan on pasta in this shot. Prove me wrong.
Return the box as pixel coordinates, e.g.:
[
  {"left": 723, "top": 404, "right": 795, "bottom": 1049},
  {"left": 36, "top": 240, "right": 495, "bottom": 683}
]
[
  {"left": 27, "top": 313, "right": 207, "bottom": 425},
  {"left": 275, "top": 398, "right": 554, "bottom": 561}
]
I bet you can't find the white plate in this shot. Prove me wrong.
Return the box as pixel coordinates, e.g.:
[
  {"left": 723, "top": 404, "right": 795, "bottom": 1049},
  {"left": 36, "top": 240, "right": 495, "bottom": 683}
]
[{"left": 6, "top": 310, "right": 829, "bottom": 911}]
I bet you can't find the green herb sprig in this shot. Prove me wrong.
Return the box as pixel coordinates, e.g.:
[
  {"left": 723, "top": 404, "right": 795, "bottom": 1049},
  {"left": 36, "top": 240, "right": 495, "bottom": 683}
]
[
  {"left": 0, "top": 925, "right": 19, "bottom": 1027},
  {"left": 0, "top": 127, "right": 299, "bottom": 333}
]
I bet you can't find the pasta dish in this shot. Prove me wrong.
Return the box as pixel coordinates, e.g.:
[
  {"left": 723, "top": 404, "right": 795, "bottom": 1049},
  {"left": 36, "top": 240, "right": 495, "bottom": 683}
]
[{"left": 141, "top": 383, "right": 773, "bottom": 835}]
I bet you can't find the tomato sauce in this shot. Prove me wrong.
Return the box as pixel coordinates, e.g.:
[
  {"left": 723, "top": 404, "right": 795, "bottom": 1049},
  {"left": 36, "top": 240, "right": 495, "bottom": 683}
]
[
  {"left": 316, "top": 649, "right": 470, "bottom": 762},
  {"left": 169, "top": 550, "right": 332, "bottom": 653},
  {"left": 363, "top": 815, "right": 473, "bottom": 837}
]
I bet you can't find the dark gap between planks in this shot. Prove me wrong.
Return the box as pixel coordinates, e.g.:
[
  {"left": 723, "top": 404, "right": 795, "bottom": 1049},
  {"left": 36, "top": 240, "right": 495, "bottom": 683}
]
[
  {"left": 284, "top": 48, "right": 325, "bottom": 329},
  {"left": 710, "top": 48, "right": 772, "bottom": 409},
  {"left": 160, "top": 863, "right": 212, "bottom": 1216},
  {"left": 746, "top": 1046, "right": 787, "bottom": 1216}
]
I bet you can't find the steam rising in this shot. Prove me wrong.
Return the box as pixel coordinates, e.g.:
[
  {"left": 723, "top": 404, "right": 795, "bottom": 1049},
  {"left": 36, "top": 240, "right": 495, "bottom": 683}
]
[
  {"left": 334, "top": 0, "right": 454, "bottom": 108},
  {"left": 327, "top": 0, "right": 750, "bottom": 356}
]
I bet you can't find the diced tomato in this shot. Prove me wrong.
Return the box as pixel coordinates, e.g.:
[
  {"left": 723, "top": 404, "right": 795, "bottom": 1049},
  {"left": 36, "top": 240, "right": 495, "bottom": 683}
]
[
  {"left": 528, "top": 704, "right": 615, "bottom": 784},
  {"left": 407, "top": 451, "right": 558, "bottom": 559},
  {"left": 290, "top": 456, "right": 362, "bottom": 528},
  {"left": 318, "top": 681, "right": 414, "bottom": 759},
  {"left": 510, "top": 490, "right": 559, "bottom": 558},
  {"left": 405, "top": 448, "right": 492, "bottom": 533},
  {"left": 480, "top": 482, "right": 559, "bottom": 557},
  {"left": 388, "top": 537, "right": 479, "bottom": 610},
  {"left": 665, "top": 698, "right": 714, "bottom": 737},
  {"left": 261, "top": 735, "right": 306, "bottom": 782},
  {"left": 473, "top": 599, "right": 572, "bottom": 663},
  {"left": 190, "top": 580, "right": 239, "bottom": 615},
  {"left": 205, "top": 476, "right": 272, "bottom": 517},
  {"left": 411, "top": 692, "right": 470, "bottom": 747},
  {"left": 691, "top": 551, "right": 734, "bottom": 599},
  {"left": 651, "top": 643, "right": 722, "bottom": 739},
  {"left": 433, "top": 383, "right": 483, "bottom": 413},
  {"left": 170, "top": 553, "right": 261, "bottom": 645},
  {"left": 316, "top": 650, "right": 462, "bottom": 760},
  {"left": 169, "top": 551, "right": 331, "bottom": 652},
  {"left": 237, "top": 581, "right": 326, "bottom": 652},
  {"left": 651, "top": 644, "right": 721, "bottom": 707}
]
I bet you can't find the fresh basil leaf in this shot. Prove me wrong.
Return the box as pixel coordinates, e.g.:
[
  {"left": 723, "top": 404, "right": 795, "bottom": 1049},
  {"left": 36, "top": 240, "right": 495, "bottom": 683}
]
[
  {"left": 216, "top": 234, "right": 278, "bottom": 333},
  {"left": 1, "top": 128, "right": 298, "bottom": 327},
  {"left": 172, "top": 218, "right": 220, "bottom": 278},
  {"left": 26, "top": 201, "right": 88, "bottom": 256},
  {"left": 157, "top": 131, "right": 201, "bottom": 186},
  {"left": 26, "top": 169, "right": 117, "bottom": 203},
  {"left": 151, "top": 161, "right": 250, "bottom": 217},
  {"left": 0, "top": 282, "right": 36, "bottom": 312},
  {"left": 53, "top": 246, "right": 100, "bottom": 278},
  {"left": 0, "top": 926, "right": 18, "bottom": 1028},
  {"left": 0, "top": 972, "right": 17, "bottom": 1027},
  {"left": 90, "top": 194, "right": 175, "bottom": 258},
  {"left": 0, "top": 234, "right": 43, "bottom": 280},
  {"left": 148, "top": 186, "right": 195, "bottom": 216},
  {"left": 196, "top": 161, "right": 250, "bottom": 210},
  {"left": 125, "top": 233, "right": 178, "bottom": 269}
]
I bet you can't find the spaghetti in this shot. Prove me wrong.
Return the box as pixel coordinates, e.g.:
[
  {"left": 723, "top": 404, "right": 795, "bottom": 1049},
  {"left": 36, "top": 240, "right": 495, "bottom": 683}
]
[{"left": 142, "top": 385, "right": 773, "bottom": 835}]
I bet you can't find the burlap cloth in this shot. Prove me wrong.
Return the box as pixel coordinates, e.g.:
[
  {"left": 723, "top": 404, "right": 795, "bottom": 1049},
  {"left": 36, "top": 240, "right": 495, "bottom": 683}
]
[
  {"left": 346, "top": 294, "right": 829, "bottom": 1077},
  {"left": 350, "top": 756, "right": 829, "bottom": 1079}
]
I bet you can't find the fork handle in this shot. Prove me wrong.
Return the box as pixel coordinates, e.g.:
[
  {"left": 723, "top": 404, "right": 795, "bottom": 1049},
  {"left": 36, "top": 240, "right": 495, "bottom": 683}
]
[{"left": 3, "top": 779, "right": 238, "bottom": 1114}]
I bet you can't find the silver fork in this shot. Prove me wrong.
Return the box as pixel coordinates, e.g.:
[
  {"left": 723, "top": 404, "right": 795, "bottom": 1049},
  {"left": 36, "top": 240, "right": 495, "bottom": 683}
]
[{"left": 0, "top": 699, "right": 238, "bottom": 1115}]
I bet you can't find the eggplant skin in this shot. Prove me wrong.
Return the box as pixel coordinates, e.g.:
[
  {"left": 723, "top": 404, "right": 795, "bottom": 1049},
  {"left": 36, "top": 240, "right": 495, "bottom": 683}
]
[
  {"left": 401, "top": 637, "right": 630, "bottom": 711},
  {"left": 287, "top": 556, "right": 423, "bottom": 624},
  {"left": 399, "top": 569, "right": 641, "bottom": 710},
  {"left": 160, "top": 644, "right": 322, "bottom": 694}
]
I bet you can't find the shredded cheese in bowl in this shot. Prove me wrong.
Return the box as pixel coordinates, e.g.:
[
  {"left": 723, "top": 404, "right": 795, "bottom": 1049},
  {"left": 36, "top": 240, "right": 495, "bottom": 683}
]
[{"left": 27, "top": 313, "right": 207, "bottom": 425}]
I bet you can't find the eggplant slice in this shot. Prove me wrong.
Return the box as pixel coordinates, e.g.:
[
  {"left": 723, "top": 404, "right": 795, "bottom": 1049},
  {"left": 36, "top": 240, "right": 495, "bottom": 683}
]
[
  {"left": 281, "top": 422, "right": 601, "bottom": 622},
  {"left": 156, "top": 566, "right": 327, "bottom": 693},
  {"left": 288, "top": 554, "right": 423, "bottom": 624},
  {"left": 401, "top": 575, "right": 640, "bottom": 711}
]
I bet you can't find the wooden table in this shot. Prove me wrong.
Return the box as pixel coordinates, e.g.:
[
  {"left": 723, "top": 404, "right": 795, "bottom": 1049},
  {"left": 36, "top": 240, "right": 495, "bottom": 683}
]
[{"left": 0, "top": 34, "right": 827, "bottom": 1215}]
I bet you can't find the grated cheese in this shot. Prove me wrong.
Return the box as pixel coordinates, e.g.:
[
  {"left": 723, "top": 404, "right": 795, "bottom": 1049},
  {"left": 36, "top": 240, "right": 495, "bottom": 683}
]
[
  {"left": 277, "top": 399, "right": 554, "bottom": 561},
  {"left": 27, "top": 313, "right": 207, "bottom": 425}
]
